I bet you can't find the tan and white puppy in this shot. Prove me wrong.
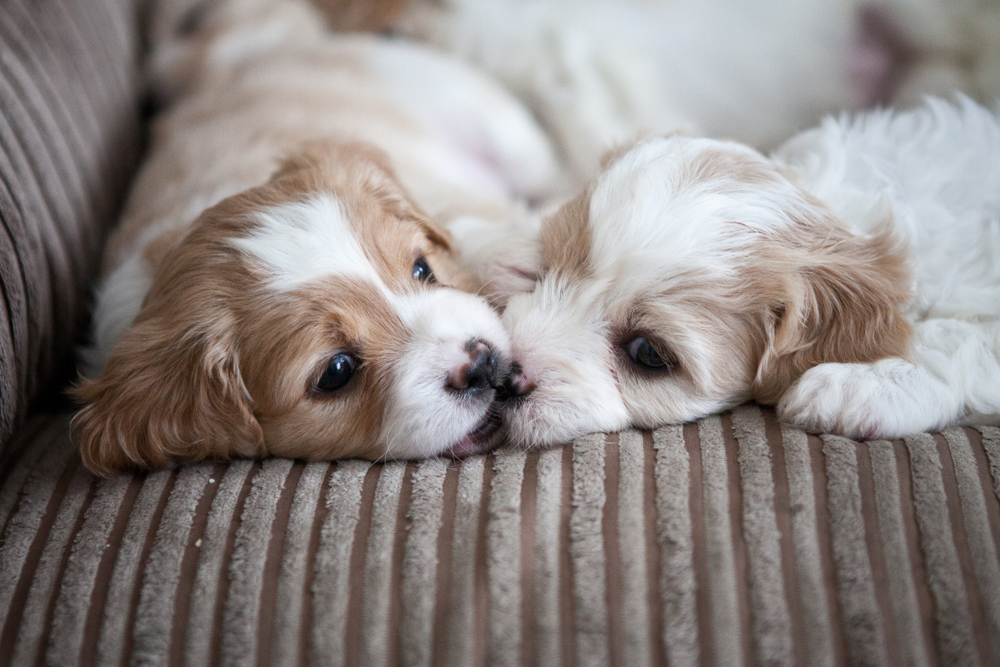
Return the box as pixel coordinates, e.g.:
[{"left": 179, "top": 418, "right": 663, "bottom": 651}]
[
  {"left": 494, "top": 97, "right": 1000, "bottom": 445},
  {"left": 72, "top": 0, "right": 558, "bottom": 473}
]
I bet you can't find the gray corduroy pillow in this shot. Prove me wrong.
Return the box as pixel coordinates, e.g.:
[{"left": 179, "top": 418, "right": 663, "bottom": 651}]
[{"left": 0, "top": 0, "right": 144, "bottom": 455}]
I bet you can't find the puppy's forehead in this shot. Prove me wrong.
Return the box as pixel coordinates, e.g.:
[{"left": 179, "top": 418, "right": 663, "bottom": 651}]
[
  {"left": 573, "top": 137, "right": 787, "bottom": 276},
  {"left": 227, "top": 188, "right": 435, "bottom": 299},
  {"left": 230, "top": 194, "right": 378, "bottom": 291}
]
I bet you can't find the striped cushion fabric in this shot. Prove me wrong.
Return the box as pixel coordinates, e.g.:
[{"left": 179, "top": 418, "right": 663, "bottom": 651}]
[
  {"left": 2, "top": 405, "right": 999, "bottom": 666},
  {"left": 0, "top": 0, "right": 143, "bottom": 456}
]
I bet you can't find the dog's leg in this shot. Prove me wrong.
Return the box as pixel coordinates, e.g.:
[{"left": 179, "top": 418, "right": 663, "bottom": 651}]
[
  {"left": 777, "top": 319, "right": 1000, "bottom": 439},
  {"left": 776, "top": 358, "right": 963, "bottom": 439}
]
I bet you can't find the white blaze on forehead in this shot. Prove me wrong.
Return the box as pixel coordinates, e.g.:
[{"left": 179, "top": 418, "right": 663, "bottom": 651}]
[{"left": 230, "top": 194, "right": 382, "bottom": 291}]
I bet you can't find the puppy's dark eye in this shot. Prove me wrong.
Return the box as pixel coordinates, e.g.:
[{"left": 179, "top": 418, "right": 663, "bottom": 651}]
[
  {"left": 625, "top": 336, "right": 675, "bottom": 371},
  {"left": 412, "top": 256, "right": 436, "bottom": 283},
  {"left": 315, "top": 353, "right": 356, "bottom": 393}
]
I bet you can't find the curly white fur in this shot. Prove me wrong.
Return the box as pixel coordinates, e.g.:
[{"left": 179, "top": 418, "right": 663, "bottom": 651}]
[
  {"left": 494, "top": 97, "right": 1000, "bottom": 445},
  {"left": 774, "top": 96, "right": 1000, "bottom": 436}
]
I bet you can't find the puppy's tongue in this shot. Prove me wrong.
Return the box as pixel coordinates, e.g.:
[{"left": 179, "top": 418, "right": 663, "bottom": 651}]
[
  {"left": 450, "top": 410, "right": 502, "bottom": 459},
  {"left": 450, "top": 433, "right": 482, "bottom": 459}
]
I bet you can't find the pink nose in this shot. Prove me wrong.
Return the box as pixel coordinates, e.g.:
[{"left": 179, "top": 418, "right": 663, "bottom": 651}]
[
  {"left": 498, "top": 362, "right": 535, "bottom": 401},
  {"left": 447, "top": 341, "right": 499, "bottom": 395}
]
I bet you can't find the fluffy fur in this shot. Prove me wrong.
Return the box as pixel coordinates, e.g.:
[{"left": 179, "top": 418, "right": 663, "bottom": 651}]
[
  {"left": 73, "top": 0, "right": 558, "bottom": 474},
  {"left": 390, "top": 0, "right": 915, "bottom": 182},
  {"left": 386, "top": 0, "right": 1000, "bottom": 185},
  {"left": 492, "top": 97, "right": 1000, "bottom": 446}
]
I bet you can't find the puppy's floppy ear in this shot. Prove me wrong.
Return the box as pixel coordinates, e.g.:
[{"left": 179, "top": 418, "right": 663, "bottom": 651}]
[
  {"left": 71, "top": 316, "right": 265, "bottom": 476},
  {"left": 751, "top": 210, "right": 913, "bottom": 404}
]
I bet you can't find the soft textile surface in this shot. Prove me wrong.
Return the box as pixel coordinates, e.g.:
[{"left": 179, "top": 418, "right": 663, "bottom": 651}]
[
  {"left": 0, "top": 0, "right": 143, "bottom": 455},
  {"left": 2, "top": 405, "right": 999, "bottom": 666}
]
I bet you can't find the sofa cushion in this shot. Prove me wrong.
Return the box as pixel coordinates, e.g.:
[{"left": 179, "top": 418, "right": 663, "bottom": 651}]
[
  {"left": 0, "top": 0, "right": 144, "bottom": 456},
  {"left": 2, "top": 405, "right": 999, "bottom": 665}
]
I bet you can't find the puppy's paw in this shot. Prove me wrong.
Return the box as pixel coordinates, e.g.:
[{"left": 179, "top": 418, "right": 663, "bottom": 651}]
[{"left": 777, "top": 360, "right": 950, "bottom": 440}]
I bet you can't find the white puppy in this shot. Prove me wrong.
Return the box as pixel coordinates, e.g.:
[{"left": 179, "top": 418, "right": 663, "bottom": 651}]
[
  {"left": 493, "top": 97, "right": 1000, "bottom": 445},
  {"left": 73, "top": 0, "right": 558, "bottom": 473}
]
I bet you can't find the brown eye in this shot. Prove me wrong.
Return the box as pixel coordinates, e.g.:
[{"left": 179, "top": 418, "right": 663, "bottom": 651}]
[
  {"left": 412, "top": 256, "right": 436, "bottom": 283},
  {"left": 625, "top": 336, "right": 675, "bottom": 371},
  {"left": 315, "top": 353, "right": 356, "bottom": 393}
]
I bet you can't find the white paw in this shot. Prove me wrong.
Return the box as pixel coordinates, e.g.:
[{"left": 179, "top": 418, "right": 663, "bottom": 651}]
[{"left": 777, "top": 360, "right": 953, "bottom": 440}]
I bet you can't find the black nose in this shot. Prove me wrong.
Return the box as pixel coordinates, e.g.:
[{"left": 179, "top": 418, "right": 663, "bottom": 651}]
[
  {"left": 496, "top": 362, "right": 535, "bottom": 402},
  {"left": 448, "top": 341, "right": 502, "bottom": 395}
]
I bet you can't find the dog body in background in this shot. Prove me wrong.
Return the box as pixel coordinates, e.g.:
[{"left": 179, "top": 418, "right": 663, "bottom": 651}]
[
  {"left": 74, "top": 0, "right": 559, "bottom": 472},
  {"left": 392, "top": 0, "right": 864, "bottom": 181},
  {"left": 493, "top": 97, "right": 1000, "bottom": 446},
  {"left": 772, "top": 97, "right": 1000, "bottom": 437},
  {"left": 385, "top": 0, "right": 1000, "bottom": 184}
]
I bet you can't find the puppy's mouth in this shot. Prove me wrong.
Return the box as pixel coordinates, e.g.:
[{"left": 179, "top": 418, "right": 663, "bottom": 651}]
[{"left": 448, "top": 408, "right": 503, "bottom": 459}]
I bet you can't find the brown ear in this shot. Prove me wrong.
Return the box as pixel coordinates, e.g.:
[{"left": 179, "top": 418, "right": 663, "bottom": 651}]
[
  {"left": 71, "top": 317, "right": 265, "bottom": 476},
  {"left": 751, "top": 216, "right": 913, "bottom": 405}
]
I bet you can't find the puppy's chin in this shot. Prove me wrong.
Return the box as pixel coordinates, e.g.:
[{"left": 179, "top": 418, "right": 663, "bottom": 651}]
[
  {"left": 442, "top": 407, "right": 504, "bottom": 459},
  {"left": 261, "top": 390, "right": 506, "bottom": 462},
  {"left": 501, "top": 395, "right": 629, "bottom": 450}
]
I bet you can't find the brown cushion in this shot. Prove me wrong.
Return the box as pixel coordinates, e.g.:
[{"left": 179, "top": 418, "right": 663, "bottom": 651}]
[
  {"left": 0, "top": 0, "right": 143, "bottom": 455},
  {"left": 2, "top": 405, "right": 999, "bottom": 665}
]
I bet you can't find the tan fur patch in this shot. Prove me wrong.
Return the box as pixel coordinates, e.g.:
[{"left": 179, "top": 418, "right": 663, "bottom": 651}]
[
  {"left": 240, "top": 277, "right": 408, "bottom": 461},
  {"left": 750, "top": 207, "right": 913, "bottom": 404},
  {"left": 540, "top": 185, "right": 593, "bottom": 278},
  {"left": 141, "top": 225, "right": 186, "bottom": 269},
  {"left": 684, "top": 148, "right": 779, "bottom": 188},
  {"left": 74, "top": 144, "right": 474, "bottom": 473}
]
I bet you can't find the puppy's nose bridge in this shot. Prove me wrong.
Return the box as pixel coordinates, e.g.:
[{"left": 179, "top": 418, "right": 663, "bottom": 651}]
[{"left": 447, "top": 340, "right": 499, "bottom": 394}]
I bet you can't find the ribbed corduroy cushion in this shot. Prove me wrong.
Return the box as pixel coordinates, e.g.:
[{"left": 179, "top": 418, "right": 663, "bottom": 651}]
[
  {"left": 0, "top": 0, "right": 143, "bottom": 455},
  {"left": 2, "top": 405, "right": 999, "bottom": 666}
]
